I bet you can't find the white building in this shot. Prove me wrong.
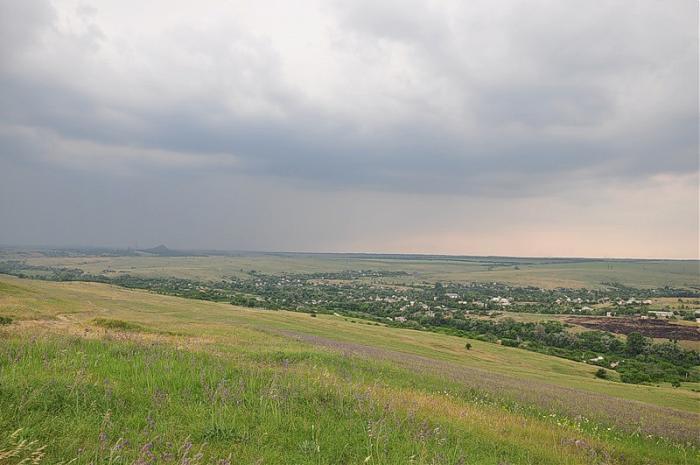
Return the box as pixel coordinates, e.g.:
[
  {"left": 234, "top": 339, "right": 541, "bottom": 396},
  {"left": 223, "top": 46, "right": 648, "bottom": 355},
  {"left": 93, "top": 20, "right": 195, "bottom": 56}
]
[
  {"left": 490, "top": 296, "right": 511, "bottom": 306},
  {"left": 648, "top": 311, "right": 673, "bottom": 319}
]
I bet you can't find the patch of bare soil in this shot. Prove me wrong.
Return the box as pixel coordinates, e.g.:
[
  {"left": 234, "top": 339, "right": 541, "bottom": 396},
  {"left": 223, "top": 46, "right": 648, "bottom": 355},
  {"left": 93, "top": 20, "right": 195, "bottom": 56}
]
[{"left": 565, "top": 317, "right": 700, "bottom": 341}]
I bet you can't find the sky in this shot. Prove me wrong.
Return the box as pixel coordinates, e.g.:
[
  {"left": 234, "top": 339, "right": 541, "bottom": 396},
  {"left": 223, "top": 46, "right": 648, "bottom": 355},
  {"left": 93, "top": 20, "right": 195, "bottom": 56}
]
[{"left": 0, "top": 0, "right": 698, "bottom": 258}]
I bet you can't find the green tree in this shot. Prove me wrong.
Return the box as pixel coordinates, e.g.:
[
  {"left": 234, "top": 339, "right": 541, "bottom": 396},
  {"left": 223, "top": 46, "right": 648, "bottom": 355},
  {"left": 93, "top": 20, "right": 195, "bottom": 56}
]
[{"left": 626, "top": 332, "right": 649, "bottom": 356}]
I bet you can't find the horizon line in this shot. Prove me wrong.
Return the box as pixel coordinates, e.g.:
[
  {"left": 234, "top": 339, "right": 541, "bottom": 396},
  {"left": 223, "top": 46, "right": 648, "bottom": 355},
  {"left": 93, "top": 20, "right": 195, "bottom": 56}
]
[{"left": 1, "top": 243, "right": 699, "bottom": 262}]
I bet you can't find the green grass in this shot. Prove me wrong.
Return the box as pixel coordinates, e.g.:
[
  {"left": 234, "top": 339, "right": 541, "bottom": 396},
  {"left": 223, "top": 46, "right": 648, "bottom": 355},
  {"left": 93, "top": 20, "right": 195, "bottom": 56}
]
[
  {"left": 1, "top": 275, "right": 699, "bottom": 464},
  {"left": 1, "top": 334, "right": 697, "bottom": 465},
  {"left": 91, "top": 318, "right": 147, "bottom": 332},
  {"left": 1, "top": 276, "right": 698, "bottom": 411}
]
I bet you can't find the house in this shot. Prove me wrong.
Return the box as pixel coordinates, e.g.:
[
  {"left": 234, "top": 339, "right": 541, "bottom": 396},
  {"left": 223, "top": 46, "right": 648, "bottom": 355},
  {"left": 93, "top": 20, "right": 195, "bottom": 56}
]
[
  {"left": 648, "top": 311, "right": 673, "bottom": 319},
  {"left": 445, "top": 293, "right": 460, "bottom": 299},
  {"left": 589, "top": 356, "right": 604, "bottom": 362}
]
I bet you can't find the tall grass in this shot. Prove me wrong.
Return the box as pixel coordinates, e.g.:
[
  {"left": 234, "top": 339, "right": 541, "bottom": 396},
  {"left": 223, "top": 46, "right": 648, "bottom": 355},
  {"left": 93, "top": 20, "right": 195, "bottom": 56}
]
[
  {"left": 1, "top": 332, "right": 697, "bottom": 465},
  {"left": 1, "top": 276, "right": 698, "bottom": 464},
  {"left": 0, "top": 429, "right": 46, "bottom": 465}
]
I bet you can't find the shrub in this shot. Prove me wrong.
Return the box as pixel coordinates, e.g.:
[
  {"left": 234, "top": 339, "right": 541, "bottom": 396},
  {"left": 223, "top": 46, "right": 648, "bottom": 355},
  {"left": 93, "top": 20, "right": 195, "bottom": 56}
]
[
  {"left": 465, "top": 342, "right": 472, "bottom": 350},
  {"left": 620, "top": 369, "right": 651, "bottom": 384},
  {"left": 0, "top": 316, "right": 12, "bottom": 325},
  {"left": 594, "top": 368, "right": 608, "bottom": 379}
]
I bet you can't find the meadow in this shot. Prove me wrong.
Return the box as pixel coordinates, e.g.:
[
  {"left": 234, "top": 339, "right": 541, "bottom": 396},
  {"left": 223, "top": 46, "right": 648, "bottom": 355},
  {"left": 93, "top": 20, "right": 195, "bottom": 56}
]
[{"left": 1, "top": 275, "right": 699, "bottom": 465}]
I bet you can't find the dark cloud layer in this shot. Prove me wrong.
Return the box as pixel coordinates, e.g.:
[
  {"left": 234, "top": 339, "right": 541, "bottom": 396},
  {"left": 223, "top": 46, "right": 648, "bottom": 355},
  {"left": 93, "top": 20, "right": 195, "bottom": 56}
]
[{"left": 0, "top": 0, "right": 697, "bottom": 257}]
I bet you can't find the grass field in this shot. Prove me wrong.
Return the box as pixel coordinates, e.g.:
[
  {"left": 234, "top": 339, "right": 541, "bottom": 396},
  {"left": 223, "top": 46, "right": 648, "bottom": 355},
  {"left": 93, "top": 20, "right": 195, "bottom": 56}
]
[
  {"left": 14, "top": 253, "right": 700, "bottom": 289},
  {"left": 1, "top": 275, "right": 699, "bottom": 464}
]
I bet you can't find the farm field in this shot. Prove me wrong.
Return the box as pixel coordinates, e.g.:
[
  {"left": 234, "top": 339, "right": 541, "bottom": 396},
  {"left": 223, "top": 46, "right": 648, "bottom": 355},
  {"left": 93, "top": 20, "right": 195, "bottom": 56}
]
[
  {"left": 0, "top": 275, "right": 699, "bottom": 465},
  {"left": 7, "top": 251, "right": 700, "bottom": 289},
  {"left": 480, "top": 312, "right": 700, "bottom": 351}
]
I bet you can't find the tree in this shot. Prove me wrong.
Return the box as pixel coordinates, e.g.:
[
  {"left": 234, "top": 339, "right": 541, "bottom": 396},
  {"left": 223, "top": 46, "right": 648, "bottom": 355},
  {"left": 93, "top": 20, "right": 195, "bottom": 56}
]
[
  {"left": 595, "top": 368, "right": 608, "bottom": 379},
  {"left": 625, "top": 332, "right": 648, "bottom": 356},
  {"left": 465, "top": 342, "right": 472, "bottom": 350}
]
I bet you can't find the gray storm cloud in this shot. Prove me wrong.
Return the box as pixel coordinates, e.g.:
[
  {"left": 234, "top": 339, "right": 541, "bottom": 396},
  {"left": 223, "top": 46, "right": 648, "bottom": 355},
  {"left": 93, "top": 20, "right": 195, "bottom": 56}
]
[{"left": 0, "top": 0, "right": 697, "bottom": 258}]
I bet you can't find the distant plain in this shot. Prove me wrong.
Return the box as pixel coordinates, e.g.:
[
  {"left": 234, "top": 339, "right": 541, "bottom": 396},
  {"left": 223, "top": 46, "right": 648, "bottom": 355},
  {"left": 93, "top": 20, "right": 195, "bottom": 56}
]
[{"left": 12, "top": 252, "right": 700, "bottom": 289}]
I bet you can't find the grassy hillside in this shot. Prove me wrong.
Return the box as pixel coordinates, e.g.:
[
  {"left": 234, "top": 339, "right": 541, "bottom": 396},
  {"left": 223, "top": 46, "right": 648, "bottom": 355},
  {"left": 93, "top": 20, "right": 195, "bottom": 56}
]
[
  {"left": 1, "top": 275, "right": 698, "bottom": 464},
  {"left": 14, "top": 253, "right": 700, "bottom": 289}
]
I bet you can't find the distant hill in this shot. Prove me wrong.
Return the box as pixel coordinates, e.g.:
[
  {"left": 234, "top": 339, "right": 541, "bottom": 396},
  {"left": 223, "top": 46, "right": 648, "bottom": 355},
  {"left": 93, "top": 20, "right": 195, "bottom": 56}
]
[{"left": 138, "top": 245, "right": 191, "bottom": 257}]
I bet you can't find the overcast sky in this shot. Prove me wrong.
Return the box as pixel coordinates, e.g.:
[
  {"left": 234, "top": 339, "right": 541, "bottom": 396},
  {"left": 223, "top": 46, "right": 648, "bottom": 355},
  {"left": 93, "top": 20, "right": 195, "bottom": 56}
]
[{"left": 0, "top": 0, "right": 698, "bottom": 258}]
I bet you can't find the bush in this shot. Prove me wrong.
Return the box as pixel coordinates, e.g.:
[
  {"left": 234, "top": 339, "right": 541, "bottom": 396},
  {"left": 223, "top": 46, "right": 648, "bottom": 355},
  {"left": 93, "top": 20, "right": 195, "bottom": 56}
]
[
  {"left": 620, "top": 369, "right": 651, "bottom": 384},
  {"left": 0, "top": 316, "right": 12, "bottom": 325},
  {"left": 594, "top": 368, "right": 608, "bottom": 379},
  {"left": 465, "top": 342, "right": 472, "bottom": 350}
]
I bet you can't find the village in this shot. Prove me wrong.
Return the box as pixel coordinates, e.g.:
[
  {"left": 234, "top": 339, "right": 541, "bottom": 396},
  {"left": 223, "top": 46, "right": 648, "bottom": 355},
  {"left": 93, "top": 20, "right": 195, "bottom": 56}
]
[{"left": 1, "top": 257, "right": 699, "bottom": 386}]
